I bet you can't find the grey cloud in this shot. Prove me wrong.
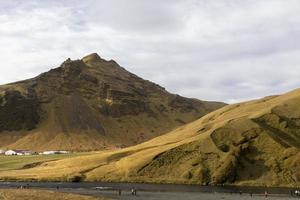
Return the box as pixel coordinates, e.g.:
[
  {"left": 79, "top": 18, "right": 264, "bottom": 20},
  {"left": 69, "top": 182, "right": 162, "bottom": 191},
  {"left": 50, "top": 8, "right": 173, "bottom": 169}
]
[{"left": 0, "top": 0, "right": 300, "bottom": 103}]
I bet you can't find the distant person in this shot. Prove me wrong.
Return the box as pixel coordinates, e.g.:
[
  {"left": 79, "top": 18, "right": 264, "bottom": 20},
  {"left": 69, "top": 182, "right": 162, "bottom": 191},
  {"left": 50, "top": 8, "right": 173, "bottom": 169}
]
[
  {"left": 264, "top": 191, "right": 268, "bottom": 198},
  {"left": 56, "top": 186, "right": 59, "bottom": 190},
  {"left": 131, "top": 188, "right": 137, "bottom": 196},
  {"left": 239, "top": 191, "right": 242, "bottom": 195},
  {"left": 118, "top": 189, "right": 122, "bottom": 196},
  {"left": 250, "top": 192, "right": 253, "bottom": 197}
]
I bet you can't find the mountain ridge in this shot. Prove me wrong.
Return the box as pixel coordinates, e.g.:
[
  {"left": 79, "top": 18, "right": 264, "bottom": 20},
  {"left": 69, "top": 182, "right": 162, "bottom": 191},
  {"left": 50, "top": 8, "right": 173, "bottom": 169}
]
[{"left": 0, "top": 53, "right": 225, "bottom": 151}]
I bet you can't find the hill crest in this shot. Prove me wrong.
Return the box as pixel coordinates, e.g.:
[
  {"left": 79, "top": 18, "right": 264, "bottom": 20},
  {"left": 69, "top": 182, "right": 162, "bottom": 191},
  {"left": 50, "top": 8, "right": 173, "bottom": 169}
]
[{"left": 0, "top": 53, "right": 225, "bottom": 151}]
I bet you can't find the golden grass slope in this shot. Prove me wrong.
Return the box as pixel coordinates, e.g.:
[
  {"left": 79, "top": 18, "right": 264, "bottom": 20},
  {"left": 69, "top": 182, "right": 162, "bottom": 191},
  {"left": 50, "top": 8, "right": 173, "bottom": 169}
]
[
  {"left": 0, "top": 189, "right": 107, "bottom": 200},
  {"left": 0, "top": 88, "right": 299, "bottom": 187}
]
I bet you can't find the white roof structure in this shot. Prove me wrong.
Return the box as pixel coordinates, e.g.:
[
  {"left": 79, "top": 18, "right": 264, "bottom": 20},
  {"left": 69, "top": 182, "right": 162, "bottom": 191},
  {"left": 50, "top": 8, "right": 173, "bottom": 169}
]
[
  {"left": 4, "top": 150, "right": 35, "bottom": 155},
  {"left": 5, "top": 150, "right": 18, "bottom": 155},
  {"left": 43, "top": 150, "right": 69, "bottom": 155}
]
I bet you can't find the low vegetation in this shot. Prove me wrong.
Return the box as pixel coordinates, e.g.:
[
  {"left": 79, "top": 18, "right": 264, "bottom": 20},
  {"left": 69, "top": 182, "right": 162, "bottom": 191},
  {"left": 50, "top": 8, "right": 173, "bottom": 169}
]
[{"left": 0, "top": 189, "right": 107, "bottom": 200}]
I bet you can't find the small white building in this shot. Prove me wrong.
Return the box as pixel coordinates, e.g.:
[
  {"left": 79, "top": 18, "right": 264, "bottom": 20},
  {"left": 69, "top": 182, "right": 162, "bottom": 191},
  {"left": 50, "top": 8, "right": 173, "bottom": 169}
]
[
  {"left": 58, "top": 151, "right": 69, "bottom": 154},
  {"left": 22, "top": 150, "right": 36, "bottom": 155},
  {"left": 42, "top": 150, "right": 69, "bottom": 155},
  {"left": 42, "top": 151, "right": 56, "bottom": 155},
  {"left": 5, "top": 150, "right": 36, "bottom": 156},
  {"left": 5, "top": 150, "right": 18, "bottom": 155}
]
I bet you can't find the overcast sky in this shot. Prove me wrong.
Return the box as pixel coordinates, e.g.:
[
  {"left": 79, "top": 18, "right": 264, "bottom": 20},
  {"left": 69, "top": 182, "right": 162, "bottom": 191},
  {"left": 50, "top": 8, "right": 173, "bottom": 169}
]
[{"left": 0, "top": 0, "right": 300, "bottom": 103}]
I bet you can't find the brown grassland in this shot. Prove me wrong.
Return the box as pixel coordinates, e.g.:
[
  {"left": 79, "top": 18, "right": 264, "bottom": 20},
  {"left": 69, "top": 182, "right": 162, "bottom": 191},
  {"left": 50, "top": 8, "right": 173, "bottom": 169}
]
[
  {"left": 0, "top": 189, "right": 107, "bottom": 200},
  {"left": 0, "top": 88, "right": 299, "bottom": 187}
]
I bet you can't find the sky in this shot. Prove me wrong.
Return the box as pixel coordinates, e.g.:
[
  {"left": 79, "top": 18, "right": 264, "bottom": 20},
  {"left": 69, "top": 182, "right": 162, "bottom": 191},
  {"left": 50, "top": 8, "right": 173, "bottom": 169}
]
[{"left": 0, "top": 0, "right": 300, "bottom": 103}]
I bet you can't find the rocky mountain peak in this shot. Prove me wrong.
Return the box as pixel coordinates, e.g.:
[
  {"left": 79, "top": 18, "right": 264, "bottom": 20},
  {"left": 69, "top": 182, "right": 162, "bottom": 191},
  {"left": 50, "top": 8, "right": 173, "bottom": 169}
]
[
  {"left": 82, "top": 53, "right": 102, "bottom": 64},
  {"left": 60, "top": 59, "right": 85, "bottom": 76},
  {"left": 0, "top": 53, "right": 225, "bottom": 151}
]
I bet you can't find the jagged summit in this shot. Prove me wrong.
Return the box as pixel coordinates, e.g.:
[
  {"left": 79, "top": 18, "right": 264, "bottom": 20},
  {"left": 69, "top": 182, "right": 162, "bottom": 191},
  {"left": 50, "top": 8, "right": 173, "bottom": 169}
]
[
  {"left": 82, "top": 53, "right": 102, "bottom": 64},
  {"left": 0, "top": 54, "right": 225, "bottom": 151}
]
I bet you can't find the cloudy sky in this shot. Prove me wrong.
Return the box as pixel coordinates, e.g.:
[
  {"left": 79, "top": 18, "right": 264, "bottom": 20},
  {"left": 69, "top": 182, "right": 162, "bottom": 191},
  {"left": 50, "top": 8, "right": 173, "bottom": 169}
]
[{"left": 0, "top": 0, "right": 300, "bottom": 103}]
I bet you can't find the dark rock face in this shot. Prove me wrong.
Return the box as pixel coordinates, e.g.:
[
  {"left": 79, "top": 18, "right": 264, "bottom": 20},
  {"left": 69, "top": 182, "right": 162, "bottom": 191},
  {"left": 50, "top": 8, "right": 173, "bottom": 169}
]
[
  {"left": 61, "top": 60, "right": 85, "bottom": 78},
  {"left": 169, "top": 95, "right": 201, "bottom": 112},
  {"left": 79, "top": 73, "right": 98, "bottom": 84},
  {"left": 0, "top": 90, "right": 39, "bottom": 131},
  {"left": 99, "top": 99, "right": 148, "bottom": 117},
  {"left": 54, "top": 94, "right": 105, "bottom": 134}
]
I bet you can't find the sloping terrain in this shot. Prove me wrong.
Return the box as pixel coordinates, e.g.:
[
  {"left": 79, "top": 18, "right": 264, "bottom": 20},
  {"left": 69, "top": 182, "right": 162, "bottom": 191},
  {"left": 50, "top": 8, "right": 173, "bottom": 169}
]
[
  {"left": 0, "top": 88, "right": 299, "bottom": 187},
  {"left": 0, "top": 53, "right": 225, "bottom": 151}
]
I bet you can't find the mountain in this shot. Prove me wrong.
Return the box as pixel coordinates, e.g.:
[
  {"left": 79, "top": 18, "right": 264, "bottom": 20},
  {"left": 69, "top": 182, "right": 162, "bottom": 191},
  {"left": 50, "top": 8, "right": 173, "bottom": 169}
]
[
  {"left": 1, "top": 88, "right": 298, "bottom": 187},
  {"left": 0, "top": 53, "right": 225, "bottom": 151}
]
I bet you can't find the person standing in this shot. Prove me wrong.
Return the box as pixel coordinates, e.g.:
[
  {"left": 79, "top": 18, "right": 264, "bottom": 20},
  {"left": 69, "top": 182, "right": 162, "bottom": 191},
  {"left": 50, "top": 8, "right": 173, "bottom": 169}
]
[{"left": 264, "top": 191, "right": 268, "bottom": 198}]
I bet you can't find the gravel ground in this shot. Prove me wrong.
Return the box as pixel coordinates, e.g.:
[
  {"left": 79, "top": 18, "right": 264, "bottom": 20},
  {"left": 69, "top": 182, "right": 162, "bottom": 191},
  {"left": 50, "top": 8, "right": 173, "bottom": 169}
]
[
  {"left": 0, "top": 182, "right": 298, "bottom": 200},
  {"left": 59, "top": 188, "right": 299, "bottom": 200}
]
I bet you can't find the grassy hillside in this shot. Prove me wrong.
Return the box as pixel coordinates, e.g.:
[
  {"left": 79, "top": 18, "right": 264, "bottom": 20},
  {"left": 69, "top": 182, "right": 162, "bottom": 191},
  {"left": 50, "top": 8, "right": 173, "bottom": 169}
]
[
  {"left": 0, "top": 53, "right": 225, "bottom": 151},
  {"left": 0, "top": 89, "right": 299, "bottom": 187},
  {"left": 0, "top": 189, "right": 107, "bottom": 200}
]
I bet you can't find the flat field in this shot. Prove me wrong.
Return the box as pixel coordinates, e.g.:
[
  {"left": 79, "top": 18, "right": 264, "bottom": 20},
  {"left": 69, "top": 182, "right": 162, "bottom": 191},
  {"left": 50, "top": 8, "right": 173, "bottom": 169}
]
[{"left": 0, "top": 152, "right": 91, "bottom": 171}]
